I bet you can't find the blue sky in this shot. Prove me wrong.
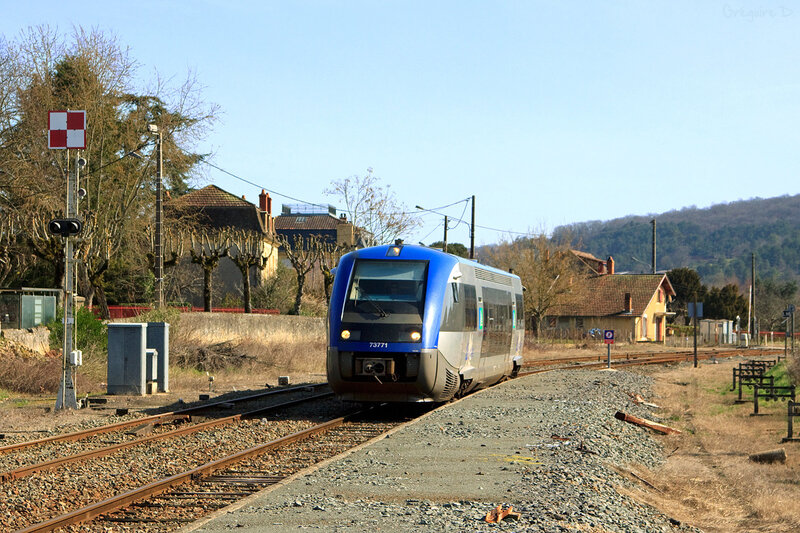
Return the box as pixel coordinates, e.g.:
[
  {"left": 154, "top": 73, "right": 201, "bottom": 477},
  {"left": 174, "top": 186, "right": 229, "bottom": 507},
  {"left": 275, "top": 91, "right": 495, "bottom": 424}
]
[{"left": 3, "top": 1, "right": 799, "bottom": 246}]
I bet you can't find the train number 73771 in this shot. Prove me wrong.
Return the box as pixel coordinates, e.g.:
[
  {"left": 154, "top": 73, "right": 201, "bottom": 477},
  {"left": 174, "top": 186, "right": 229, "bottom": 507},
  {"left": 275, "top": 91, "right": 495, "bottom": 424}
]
[{"left": 369, "top": 342, "right": 388, "bottom": 348}]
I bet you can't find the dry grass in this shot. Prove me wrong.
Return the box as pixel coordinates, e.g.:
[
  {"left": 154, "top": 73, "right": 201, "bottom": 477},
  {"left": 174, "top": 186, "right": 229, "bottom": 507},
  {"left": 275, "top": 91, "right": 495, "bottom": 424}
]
[
  {"left": 620, "top": 359, "right": 800, "bottom": 532},
  {"left": 167, "top": 312, "right": 327, "bottom": 391}
]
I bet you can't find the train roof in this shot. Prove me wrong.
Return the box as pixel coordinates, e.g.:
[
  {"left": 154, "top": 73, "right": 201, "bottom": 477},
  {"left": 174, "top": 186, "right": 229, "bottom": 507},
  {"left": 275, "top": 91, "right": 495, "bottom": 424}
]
[{"left": 344, "top": 244, "right": 520, "bottom": 282}]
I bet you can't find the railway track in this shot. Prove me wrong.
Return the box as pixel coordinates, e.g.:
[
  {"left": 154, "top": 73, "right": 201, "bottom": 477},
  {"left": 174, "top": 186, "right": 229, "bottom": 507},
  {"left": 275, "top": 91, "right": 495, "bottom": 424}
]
[
  {"left": 3, "top": 347, "right": 784, "bottom": 532},
  {"left": 19, "top": 409, "right": 404, "bottom": 532},
  {"left": 0, "top": 385, "right": 351, "bottom": 532},
  {"left": 0, "top": 383, "right": 329, "bottom": 455},
  {"left": 521, "top": 347, "right": 783, "bottom": 374}
]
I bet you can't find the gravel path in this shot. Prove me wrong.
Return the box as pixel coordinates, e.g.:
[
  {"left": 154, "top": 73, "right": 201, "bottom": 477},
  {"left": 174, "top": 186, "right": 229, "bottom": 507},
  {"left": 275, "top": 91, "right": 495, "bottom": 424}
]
[{"left": 188, "top": 369, "right": 700, "bottom": 533}]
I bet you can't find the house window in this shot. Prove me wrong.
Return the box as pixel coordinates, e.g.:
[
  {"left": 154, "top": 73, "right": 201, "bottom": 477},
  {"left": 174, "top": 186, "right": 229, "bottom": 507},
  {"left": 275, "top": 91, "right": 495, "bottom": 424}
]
[
  {"left": 641, "top": 316, "right": 648, "bottom": 338},
  {"left": 658, "top": 289, "right": 663, "bottom": 303},
  {"left": 575, "top": 317, "right": 584, "bottom": 330}
]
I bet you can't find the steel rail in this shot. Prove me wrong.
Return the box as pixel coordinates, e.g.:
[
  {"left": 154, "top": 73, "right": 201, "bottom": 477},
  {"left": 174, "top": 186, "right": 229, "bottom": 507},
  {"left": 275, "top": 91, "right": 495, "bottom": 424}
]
[
  {"left": 519, "top": 349, "right": 783, "bottom": 376},
  {"left": 523, "top": 350, "right": 695, "bottom": 366},
  {"left": 0, "top": 392, "right": 333, "bottom": 482},
  {"left": 14, "top": 408, "right": 366, "bottom": 533},
  {"left": 0, "top": 383, "right": 327, "bottom": 455},
  {"left": 523, "top": 348, "right": 782, "bottom": 369}
]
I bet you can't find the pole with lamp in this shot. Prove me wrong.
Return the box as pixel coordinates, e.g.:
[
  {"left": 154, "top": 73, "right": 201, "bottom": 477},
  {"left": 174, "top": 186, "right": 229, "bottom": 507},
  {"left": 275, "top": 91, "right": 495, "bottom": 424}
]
[{"left": 148, "top": 124, "right": 164, "bottom": 309}]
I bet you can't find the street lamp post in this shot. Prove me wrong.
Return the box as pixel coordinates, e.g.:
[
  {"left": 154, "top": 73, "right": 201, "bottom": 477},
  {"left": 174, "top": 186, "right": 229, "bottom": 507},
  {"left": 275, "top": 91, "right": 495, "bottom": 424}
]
[{"left": 149, "top": 124, "right": 164, "bottom": 309}]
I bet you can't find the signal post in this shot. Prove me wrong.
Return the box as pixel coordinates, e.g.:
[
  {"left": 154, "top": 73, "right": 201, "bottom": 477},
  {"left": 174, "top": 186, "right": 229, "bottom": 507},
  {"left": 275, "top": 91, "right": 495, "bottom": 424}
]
[{"left": 48, "top": 110, "right": 86, "bottom": 410}]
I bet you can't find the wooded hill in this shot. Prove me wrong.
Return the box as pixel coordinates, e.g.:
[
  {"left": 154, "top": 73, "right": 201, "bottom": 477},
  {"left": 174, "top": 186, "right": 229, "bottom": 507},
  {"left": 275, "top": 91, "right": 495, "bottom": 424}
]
[{"left": 552, "top": 194, "right": 800, "bottom": 286}]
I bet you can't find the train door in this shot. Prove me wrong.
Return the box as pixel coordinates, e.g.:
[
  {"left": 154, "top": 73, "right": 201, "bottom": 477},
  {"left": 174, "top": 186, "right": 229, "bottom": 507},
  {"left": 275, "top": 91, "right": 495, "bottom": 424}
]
[{"left": 479, "top": 287, "right": 513, "bottom": 380}]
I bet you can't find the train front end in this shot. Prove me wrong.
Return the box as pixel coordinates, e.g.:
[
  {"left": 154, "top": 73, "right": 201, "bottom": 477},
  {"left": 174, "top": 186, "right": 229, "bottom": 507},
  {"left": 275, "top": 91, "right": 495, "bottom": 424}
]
[{"left": 326, "top": 244, "right": 457, "bottom": 402}]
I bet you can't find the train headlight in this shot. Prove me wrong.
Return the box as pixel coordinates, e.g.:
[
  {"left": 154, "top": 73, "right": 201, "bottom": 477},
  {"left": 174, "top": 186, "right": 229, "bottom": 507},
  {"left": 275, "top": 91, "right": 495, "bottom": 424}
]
[
  {"left": 410, "top": 331, "right": 421, "bottom": 342},
  {"left": 340, "top": 329, "right": 351, "bottom": 340}
]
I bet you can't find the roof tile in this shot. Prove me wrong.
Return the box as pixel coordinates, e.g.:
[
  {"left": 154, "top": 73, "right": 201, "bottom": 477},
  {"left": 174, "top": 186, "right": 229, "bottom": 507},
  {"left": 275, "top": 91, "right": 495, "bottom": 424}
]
[{"left": 551, "top": 274, "right": 674, "bottom": 317}]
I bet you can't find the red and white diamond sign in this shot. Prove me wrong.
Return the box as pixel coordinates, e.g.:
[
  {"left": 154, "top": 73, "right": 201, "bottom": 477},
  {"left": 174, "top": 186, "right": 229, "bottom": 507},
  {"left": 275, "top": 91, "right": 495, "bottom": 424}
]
[{"left": 48, "top": 110, "right": 86, "bottom": 149}]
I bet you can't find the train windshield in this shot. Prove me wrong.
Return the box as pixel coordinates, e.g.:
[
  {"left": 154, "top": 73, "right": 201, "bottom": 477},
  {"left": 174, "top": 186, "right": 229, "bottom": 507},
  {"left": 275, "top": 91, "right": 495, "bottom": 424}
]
[{"left": 344, "top": 260, "right": 427, "bottom": 322}]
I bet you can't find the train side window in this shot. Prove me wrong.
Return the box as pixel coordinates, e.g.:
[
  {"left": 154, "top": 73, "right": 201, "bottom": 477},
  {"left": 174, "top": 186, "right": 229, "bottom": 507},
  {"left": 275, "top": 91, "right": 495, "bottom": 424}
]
[
  {"left": 515, "top": 293, "right": 524, "bottom": 329},
  {"left": 464, "top": 284, "right": 477, "bottom": 330},
  {"left": 441, "top": 283, "right": 465, "bottom": 332}
]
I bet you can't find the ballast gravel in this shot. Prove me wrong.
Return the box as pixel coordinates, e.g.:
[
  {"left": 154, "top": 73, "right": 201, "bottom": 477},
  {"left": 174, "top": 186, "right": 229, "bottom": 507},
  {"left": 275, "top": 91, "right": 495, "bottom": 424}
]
[{"left": 189, "top": 369, "right": 699, "bottom": 533}]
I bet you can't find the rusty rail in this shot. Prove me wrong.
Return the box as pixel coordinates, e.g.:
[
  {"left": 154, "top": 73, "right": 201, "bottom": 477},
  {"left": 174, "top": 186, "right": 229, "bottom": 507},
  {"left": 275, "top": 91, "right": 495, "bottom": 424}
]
[
  {"left": 521, "top": 349, "right": 782, "bottom": 376},
  {"left": 15, "top": 408, "right": 364, "bottom": 533},
  {"left": 0, "top": 392, "right": 332, "bottom": 482},
  {"left": 0, "top": 383, "right": 326, "bottom": 455}
]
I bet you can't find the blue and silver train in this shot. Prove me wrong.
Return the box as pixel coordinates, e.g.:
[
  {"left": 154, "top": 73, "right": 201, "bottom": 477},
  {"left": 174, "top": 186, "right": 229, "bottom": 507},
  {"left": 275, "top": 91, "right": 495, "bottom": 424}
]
[{"left": 326, "top": 242, "right": 525, "bottom": 403}]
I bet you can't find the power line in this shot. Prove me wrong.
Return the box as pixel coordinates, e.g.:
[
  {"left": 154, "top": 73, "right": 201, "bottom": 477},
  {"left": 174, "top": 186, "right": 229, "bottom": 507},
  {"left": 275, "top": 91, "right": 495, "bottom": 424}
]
[
  {"left": 201, "top": 160, "right": 333, "bottom": 209},
  {"left": 202, "top": 160, "right": 533, "bottom": 237}
]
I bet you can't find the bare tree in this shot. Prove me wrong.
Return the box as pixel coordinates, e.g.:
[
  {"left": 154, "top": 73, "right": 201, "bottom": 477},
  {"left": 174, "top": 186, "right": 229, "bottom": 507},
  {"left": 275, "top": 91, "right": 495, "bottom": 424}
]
[
  {"left": 228, "top": 228, "right": 276, "bottom": 313},
  {"left": 325, "top": 168, "right": 420, "bottom": 245},
  {"left": 0, "top": 212, "right": 28, "bottom": 286},
  {"left": 318, "top": 241, "right": 350, "bottom": 302},
  {"left": 0, "top": 26, "right": 218, "bottom": 313},
  {"left": 189, "top": 229, "right": 231, "bottom": 312},
  {"left": 277, "top": 234, "right": 321, "bottom": 315},
  {"left": 487, "top": 234, "right": 587, "bottom": 337}
]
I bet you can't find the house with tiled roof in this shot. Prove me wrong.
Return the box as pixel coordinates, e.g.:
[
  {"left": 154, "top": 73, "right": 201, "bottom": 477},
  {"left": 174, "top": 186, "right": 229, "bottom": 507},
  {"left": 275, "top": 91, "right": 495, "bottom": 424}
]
[
  {"left": 165, "top": 185, "right": 279, "bottom": 306},
  {"left": 546, "top": 257, "right": 675, "bottom": 342}
]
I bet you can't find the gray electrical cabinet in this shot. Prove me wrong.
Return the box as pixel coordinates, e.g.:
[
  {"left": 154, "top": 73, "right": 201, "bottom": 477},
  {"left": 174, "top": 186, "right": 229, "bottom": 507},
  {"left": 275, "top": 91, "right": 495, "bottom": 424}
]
[
  {"left": 146, "top": 322, "right": 170, "bottom": 392},
  {"left": 107, "top": 323, "right": 148, "bottom": 395},
  {"left": 107, "top": 322, "right": 170, "bottom": 396}
]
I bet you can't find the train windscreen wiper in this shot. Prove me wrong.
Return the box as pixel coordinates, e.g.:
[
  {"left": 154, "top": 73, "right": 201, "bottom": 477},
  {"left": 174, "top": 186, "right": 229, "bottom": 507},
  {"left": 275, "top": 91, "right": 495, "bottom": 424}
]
[{"left": 358, "top": 293, "right": 388, "bottom": 317}]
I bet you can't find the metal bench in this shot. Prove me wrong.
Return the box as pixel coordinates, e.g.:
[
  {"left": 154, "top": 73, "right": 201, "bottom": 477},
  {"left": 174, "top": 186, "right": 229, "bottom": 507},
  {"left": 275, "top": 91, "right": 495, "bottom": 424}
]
[{"left": 753, "top": 383, "right": 796, "bottom": 415}]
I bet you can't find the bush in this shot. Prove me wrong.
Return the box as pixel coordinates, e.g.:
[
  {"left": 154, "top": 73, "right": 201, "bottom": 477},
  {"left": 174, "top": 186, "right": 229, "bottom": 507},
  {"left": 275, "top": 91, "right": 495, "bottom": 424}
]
[
  {"left": 252, "top": 262, "right": 297, "bottom": 314},
  {"left": 48, "top": 306, "right": 108, "bottom": 360},
  {"left": 133, "top": 306, "right": 182, "bottom": 327}
]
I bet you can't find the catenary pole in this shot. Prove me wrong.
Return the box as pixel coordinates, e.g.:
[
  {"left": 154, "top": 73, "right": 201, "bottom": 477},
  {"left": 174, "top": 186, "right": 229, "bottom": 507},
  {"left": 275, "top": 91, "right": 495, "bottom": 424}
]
[
  {"left": 651, "top": 218, "right": 656, "bottom": 274},
  {"left": 443, "top": 215, "right": 448, "bottom": 254},
  {"left": 751, "top": 253, "right": 756, "bottom": 345},
  {"left": 154, "top": 128, "right": 164, "bottom": 309},
  {"left": 469, "top": 195, "right": 475, "bottom": 259}
]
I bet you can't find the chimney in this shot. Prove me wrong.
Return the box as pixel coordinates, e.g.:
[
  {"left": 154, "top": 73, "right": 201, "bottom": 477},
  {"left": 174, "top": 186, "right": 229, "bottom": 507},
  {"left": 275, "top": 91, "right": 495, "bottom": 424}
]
[
  {"left": 259, "top": 189, "right": 271, "bottom": 214},
  {"left": 339, "top": 213, "right": 347, "bottom": 222},
  {"left": 624, "top": 292, "right": 632, "bottom": 313},
  {"left": 607, "top": 256, "right": 615, "bottom": 275},
  {"left": 241, "top": 195, "right": 246, "bottom": 200},
  {"left": 258, "top": 189, "right": 273, "bottom": 233}
]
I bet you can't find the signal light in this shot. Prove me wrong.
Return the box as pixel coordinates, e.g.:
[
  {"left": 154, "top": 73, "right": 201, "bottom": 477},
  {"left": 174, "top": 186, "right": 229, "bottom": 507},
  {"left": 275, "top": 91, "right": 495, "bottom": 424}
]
[{"left": 48, "top": 218, "right": 83, "bottom": 237}]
